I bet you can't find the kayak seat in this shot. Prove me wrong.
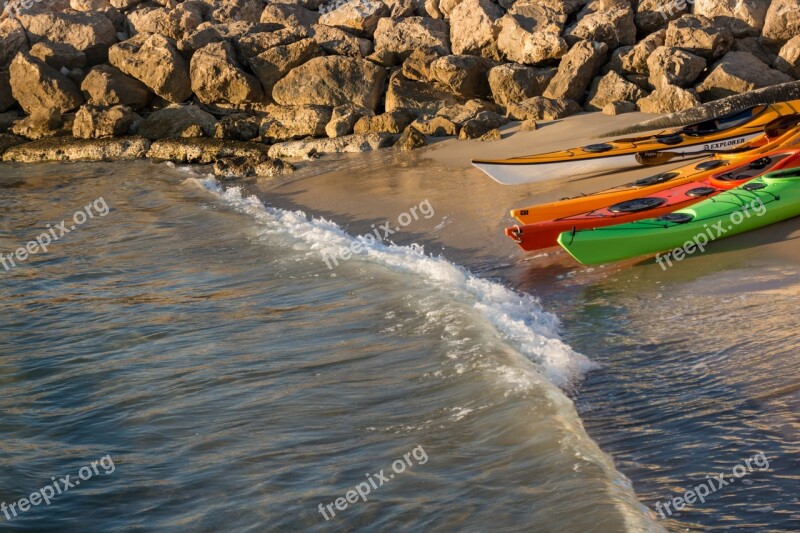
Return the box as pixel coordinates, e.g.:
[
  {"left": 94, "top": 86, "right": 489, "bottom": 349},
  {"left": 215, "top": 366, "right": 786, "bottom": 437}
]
[
  {"left": 654, "top": 134, "right": 683, "bottom": 145},
  {"left": 657, "top": 213, "right": 695, "bottom": 224},
  {"left": 609, "top": 197, "right": 667, "bottom": 213},
  {"left": 634, "top": 172, "right": 680, "bottom": 186},
  {"left": 695, "top": 160, "right": 725, "bottom": 170},
  {"left": 583, "top": 143, "right": 614, "bottom": 153},
  {"left": 686, "top": 187, "right": 717, "bottom": 197},
  {"left": 743, "top": 182, "right": 767, "bottom": 191}
]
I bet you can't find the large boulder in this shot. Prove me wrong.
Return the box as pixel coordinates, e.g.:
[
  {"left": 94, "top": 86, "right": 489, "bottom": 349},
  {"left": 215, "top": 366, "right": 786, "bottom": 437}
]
[
  {"left": 139, "top": 105, "right": 217, "bottom": 140},
  {"left": 734, "top": 36, "right": 779, "bottom": 65},
  {"left": 3, "top": 136, "right": 151, "bottom": 163},
  {"left": 178, "top": 22, "right": 281, "bottom": 54},
  {"left": 16, "top": 11, "right": 117, "bottom": 65},
  {"left": 353, "top": 110, "right": 413, "bottom": 134},
  {"left": 10, "top": 108, "right": 64, "bottom": 140},
  {"left": 214, "top": 113, "right": 260, "bottom": 141},
  {"left": 613, "top": 29, "right": 666, "bottom": 75},
  {"left": 325, "top": 104, "right": 373, "bottom": 137},
  {"left": 29, "top": 42, "right": 86, "bottom": 70},
  {"left": 126, "top": 4, "right": 204, "bottom": 41},
  {"left": 72, "top": 104, "right": 140, "bottom": 138},
  {"left": 312, "top": 24, "right": 373, "bottom": 58},
  {"left": 198, "top": 0, "right": 264, "bottom": 24},
  {"left": 565, "top": 0, "right": 636, "bottom": 49},
  {"left": 0, "top": 19, "right": 29, "bottom": 68},
  {"left": 260, "top": 3, "right": 320, "bottom": 28},
  {"left": 693, "top": 0, "right": 768, "bottom": 38},
  {"left": 9, "top": 52, "right": 83, "bottom": 114},
  {"left": 250, "top": 38, "right": 322, "bottom": 94},
  {"left": 109, "top": 34, "right": 192, "bottom": 103},
  {"left": 637, "top": 84, "right": 701, "bottom": 113},
  {"left": 258, "top": 104, "right": 332, "bottom": 143},
  {"left": 268, "top": 132, "right": 394, "bottom": 158},
  {"left": 374, "top": 17, "right": 450, "bottom": 59},
  {"left": 319, "top": 0, "right": 389, "bottom": 37},
  {"left": 272, "top": 56, "right": 387, "bottom": 110},
  {"left": 429, "top": 55, "right": 491, "bottom": 99},
  {"left": 80, "top": 64, "right": 152, "bottom": 110},
  {"left": 458, "top": 110, "right": 508, "bottom": 139},
  {"left": 585, "top": 70, "right": 647, "bottom": 111},
  {"left": 496, "top": 3, "right": 568, "bottom": 65},
  {"left": 488, "top": 64, "right": 556, "bottom": 106},
  {"left": 449, "top": 0, "right": 503, "bottom": 60},
  {"left": 385, "top": 71, "right": 466, "bottom": 115},
  {"left": 665, "top": 15, "right": 734, "bottom": 61},
  {"left": 647, "top": 46, "right": 706, "bottom": 89},
  {"left": 762, "top": 0, "right": 800, "bottom": 44},
  {"left": 235, "top": 28, "right": 311, "bottom": 63},
  {"left": 190, "top": 41, "right": 265, "bottom": 105},
  {"left": 506, "top": 96, "right": 581, "bottom": 121},
  {"left": 775, "top": 36, "right": 800, "bottom": 79},
  {"left": 696, "top": 52, "right": 793, "bottom": 101},
  {"left": 635, "top": 0, "right": 688, "bottom": 35},
  {"left": 544, "top": 40, "right": 607, "bottom": 103}
]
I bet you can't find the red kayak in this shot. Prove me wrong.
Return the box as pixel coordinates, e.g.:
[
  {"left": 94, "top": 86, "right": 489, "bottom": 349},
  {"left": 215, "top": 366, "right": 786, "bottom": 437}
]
[{"left": 506, "top": 149, "right": 800, "bottom": 252}]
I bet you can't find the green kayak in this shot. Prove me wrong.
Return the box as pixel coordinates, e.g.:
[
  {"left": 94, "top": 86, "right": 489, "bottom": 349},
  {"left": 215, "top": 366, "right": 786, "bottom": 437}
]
[{"left": 558, "top": 168, "right": 800, "bottom": 265}]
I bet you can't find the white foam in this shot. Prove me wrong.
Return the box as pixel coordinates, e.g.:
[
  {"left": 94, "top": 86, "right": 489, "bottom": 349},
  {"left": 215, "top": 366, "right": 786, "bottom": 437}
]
[{"left": 187, "top": 177, "right": 598, "bottom": 389}]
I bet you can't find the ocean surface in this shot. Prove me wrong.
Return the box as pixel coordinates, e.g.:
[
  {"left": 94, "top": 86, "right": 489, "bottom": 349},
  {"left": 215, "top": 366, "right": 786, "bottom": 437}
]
[{"left": 0, "top": 158, "right": 798, "bottom": 532}]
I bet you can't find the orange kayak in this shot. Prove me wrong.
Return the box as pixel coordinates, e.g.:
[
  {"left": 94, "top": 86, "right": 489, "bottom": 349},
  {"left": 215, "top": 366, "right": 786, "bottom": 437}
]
[
  {"left": 510, "top": 116, "right": 800, "bottom": 226},
  {"left": 506, "top": 149, "right": 800, "bottom": 252}
]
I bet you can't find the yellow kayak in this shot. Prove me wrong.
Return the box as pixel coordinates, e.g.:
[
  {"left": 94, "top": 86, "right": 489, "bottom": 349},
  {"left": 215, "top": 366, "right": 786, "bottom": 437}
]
[
  {"left": 473, "top": 100, "right": 800, "bottom": 185},
  {"left": 510, "top": 117, "right": 800, "bottom": 225}
]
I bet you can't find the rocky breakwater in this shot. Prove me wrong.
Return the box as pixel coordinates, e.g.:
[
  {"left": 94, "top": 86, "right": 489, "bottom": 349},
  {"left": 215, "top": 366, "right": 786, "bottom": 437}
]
[{"left": 0, "top": 0, "right": 799, "bottom": 177}]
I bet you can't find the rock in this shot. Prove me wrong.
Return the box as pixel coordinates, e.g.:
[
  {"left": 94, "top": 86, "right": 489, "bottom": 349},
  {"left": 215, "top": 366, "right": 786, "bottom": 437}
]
[
  {"left": 139, "top": 105, "right": 217, "bottom": 139},
  {"left": 544, "top": 40, "right": 607, "bottom": 103},
  {"left": 488, "top": 64, "right": 557, "bottom": 106},
  {"left": 214, "top": 113, "right": 260, "bottom": 141},
  {"left": 519, "top": 118, "right": 537, "bottom": 131},
  {"left": 253, "top": 157, "right": 294, "bottom": 178},
  {"left": 565, "top": 0, "right": 636, "bottom": 49},
  {"left": 29, "top": 42, "right": 86, "bottom": 70},
  {"left": 198, "top": 0, "right": 264, "bottom": 24},
  {"left": 0, "top": 19, "right": 29, "bottom": 69},
  {"left": 0, "top": 133, "right": 27, "bottom": 154},
  {"left": 585, "top": 70, "right": 647, "bottom": 111},
  {"left": 125, "top": 3, "right": 204, "bottom": 41},
  {"left": 734, "top": 36, "right": 779, "bottom": 66},
  {"left": 235, "top": 28, "right": 311, "bottom": 63},
  {"left": 178, "top": 22, "right": 281, "bottom": 55},
  {"left": 449, "top": 0, "right": 503, "bottom": 60},
  {"left": 319, "top": 0, "right": 389, "bottom": 36},
  {"left": 506, "top": 96, "right": 581, "bottom": 121},
  {"left": 146, "top": 137, "right": 269, "bottom": 163},
  {"left": 476, "top": 128, "right": 501, "bottom": 141},
  {"left": 325, "top": 104, "right": 372, "bottom": 137},
  {"left": 429, "top": 55, "right": 491, "bottom": 99},
  {"left": 383, "top": 0, "right": 415, "bottom": 17},
  {"left": 762, "top": 0, "right": 800, "bottom": 44},
  {"left": 436, "top": 99, "right": 499, "bottom": 123},
  {"left": 69, "top": 0, "right": 124, "bottom": 30},
  {"left": 614, "top": 29, "right": 666, "bottom": 75},
  {"left": 16, "top": 11, "right": 117, "bottom": 65},
  {"left": 401, "top": 48, "right": 439, "bottom": 83},
  {"left": 385, "top": 71, "right": 465, "bottom": 116},
  {"left": 9, "top": 53, "right": 84, "bottom": 114},
  {"left": 10, "top": 108, "right": 63, "bottom": 139},
  {"left": 72, "top": 104, "right": 140, "bottom": 138},
  {"left": 80, "top": 64, "right": 152, "bottom": 110},
  {"left": 190, "top": 41, "right": 264, "bottom": 105},
  {"left": 411, "top": 116, "right": 459, "bottom": 136},
  {"left": 353, "top": 110, "right": 413, "bottom": 133},
  {"left": 496, "top": 6, "right": 568, "bottom": 65},
  {"left": 366, "top": 49, "right": 396, "bottom": 67},
  {"left": 272, "top": 56, "right": 387, "bottom": 110},
  {"left": 635, "top": 0, "right": 688, "bottom": 35},
  {"left": 268, "top": 132, "right": 394, "bottom": 158},
  {"left": 775, "top": 36, "right": 800, "bottom": 79},
  {"left": 458, "top": 110, "right": 507, "bottom": 138},
  {"left": 260, "top": 3, "right": 320, "bottom": 28},
  {"left": 2, "top": 136, "right": 150, "bottom": 162},
  {"left": 212, "top": 155, "right": 294, "bottom": 179},
  {"left": 374, "top": 17, "right": 450, "bottom": 59},
  {"left": 250, "top": 38, "right": 322, "bottom": 94},
  {"left": 109, "top": 34, "right": 191, "bottom": 103},
  {"left": 647, "top": 46, "right": 706, "bottom": 89},
  {"left": 0, "top": 70, "right": 14, "bottom": 112},
  {"left": 637, "top": 84, "right": 701, "bottom": 113},
  {"left": 697, "top": 51, "right": 793, "bottom": 101},
  {"left": 259, "top": 104, "right": 332, "bottom": 142},
  {"left": 693, "top": 0, "right": 768, "bottom": 38},
  {"left": 602, "top": 101, "right": 637, "bottom": 115},
  {"left": 394, "top": 126, "right": 425, "bottom": 150},
  {"left": 312, "top": 24, "right": 373, "bottom": 58},
  {"left": 665, "top": 15, "right": 734, "bottom": 61}
]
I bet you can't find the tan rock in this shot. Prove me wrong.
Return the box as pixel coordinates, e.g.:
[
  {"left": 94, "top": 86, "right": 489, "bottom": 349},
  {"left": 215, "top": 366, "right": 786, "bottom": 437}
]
[
  {"left": 2, "top": 136, "right": 150, "bottom": 162},
  {"left": 565, "top": 0, "right": 636, "bottom": 49},
  {"left": 637, "top": 84, "right": 700, "bottom": 113},
  {"left": 775, "top": 35, "right": 800, "bottom": 79},
  {"left": 0, "top": 18, "right": 29, "bottom": 69},
  {"left": 80, "top": 65, "right": 153, "bottom": 110},
  {"left": 697, "top": 51, "right": 793, "bottom": 101},
  {"left": 385, "top": 71, "right": 465, "bottom": 116},
  {"left": 374, "top": 17, "right": 451, "bottom": 59},
  {"left": 635, "top": 0, "right": 688, "bottom": 35},
  {"left": 16, "top": 11, "right": 117, "bottom": 65},
  {"left": 325, "top": 104, "right": 373, "bottom": 137},
  {"left": 214, "top": 113, "right": 260, "bottom": 141},
  {"left": 9, "top": 53, "right": 84, "bottom": 114},
  {"left": 458, "top": 110, "right": 507, "bottom": 138},
  {"left": 109, "top": 33, "right": 191, "bottom": 103},
  {"left": 312, "top": 24, "right": 373, "bottom": 58},
  {"left": 506, "top": 96, "right": 581, "bottom": 121},
  {"left": 665, "top": 14, "right": 734, "bottom": 61},
  {"left": 139, "top": 105, "right": 217, "bottom": 140},
  {"left": 260, "top": 3, "right": 320, "bottom": 28},
  {"left": 762, "top": 0, "right": 800, "bottom": 44},
  {"left": 259, "top": 104, "right": 332, "bottom": 143},
  {"left": 394, "top": 126, "right": 425, "bottom": 150},
  {"left": 615, "top": 29, "right": 666, "bottom": 75},
  {"left": 585, "top": 70, "right": 647, "bottom": 111},
  {"left": 72, "top": 104, "right": 140, "bottom": 138},
  {"left": 190, "top": 41, "right": 264, "bottom": 105},
  {"left": 544, "top": 40, "right": 607, "bottom": 103},
  {"left": 602, "top": 101, "right": 637, "bottom": 115},
  {"left": 178, "top": 22, "right": 281, "bottom": 55},
  {"left": 411, "top": 116, "right": 459, "bottom": 136},
  {"left": 146, "top": 137, "right": 269, "bottom": 163},
  {"left": 126, "top": 3, "right": 204, "bottom": 41},
  {"left": 200, "top": 0, "right": 264, "bottom": 24},
  {"left": 10, "top": 108, "right": 63, "bottom": 139},
  {"left": 488, "top": 64, "right": 556, "bottom": 106},
  {"left": 693, "top": 0, "right": 768, "bottom": 38},
  {"left": 29, "top": 42, "right": 87, "bottom": 70},
  {"left": 497, "top": 7, "right": 567, "bottom": 65},
  {"left": 449, "top": 0, "right": 503, "bottom": 60},
  {"left": 647, "top": 46, "right": 706, "bottom": 89},
  {"left": 250, "top": 38, "right": 322, "bottom": 94},
  {"left": 319, "top": 0, "right": 389, "bottom": 36},
  {"left": 353, "top": 110, "right": 413, "bottom": 134},
  {"left": 268, "top": 132, "right": 394, "bottom": 158},
  {"left": 429, "top": 55, "right": 491, "bottom": 99}
]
